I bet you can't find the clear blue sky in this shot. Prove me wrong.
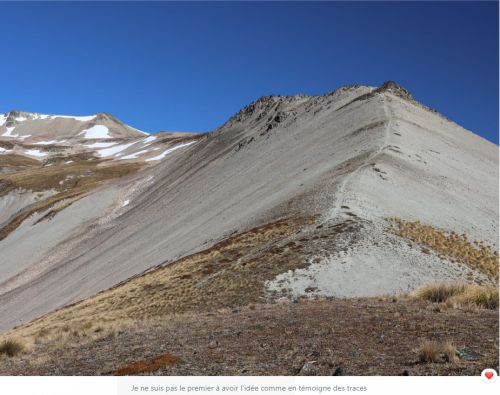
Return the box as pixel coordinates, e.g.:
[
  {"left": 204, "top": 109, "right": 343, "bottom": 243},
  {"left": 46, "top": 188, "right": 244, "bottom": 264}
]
[{"left": 1, "top": 1, "right": 498, "bottom": 143}]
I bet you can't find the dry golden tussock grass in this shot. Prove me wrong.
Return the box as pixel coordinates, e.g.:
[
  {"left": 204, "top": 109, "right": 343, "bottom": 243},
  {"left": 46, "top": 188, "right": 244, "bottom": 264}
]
[
  {"left": 389, "top": 218, "right": 498, "bottom": 280},
  {"left": 5, "top": 217, "right": 313, "bottom": 344},
  {"left": 414, "top": 283, "right": 466, "bottom": 303},
  {"left": 416, "top": 340, "right": 458, "bottom": 364},
  {"left": 0, "top": 159, "right": 141, "bottom": 196},
  {"left": 446, "top": 285, "right": 499, "bottom": 310},
  {"left": 413, "top": 283, "right": 498, "bottom": 310},
  {"left": 0, "top": 338, "right": 25, "bottom": 357},
  {"left": 27, "top": 320, "right": 122, "bottom": 348},
  {"left": 441, "top": 341, "right": 459, "bottom": 363},
  {"left": 416, "top": 340, "right": 440, "bottom": 363},
  {"left": 0, "top": 153, "right": 40, "bottom": 170}
]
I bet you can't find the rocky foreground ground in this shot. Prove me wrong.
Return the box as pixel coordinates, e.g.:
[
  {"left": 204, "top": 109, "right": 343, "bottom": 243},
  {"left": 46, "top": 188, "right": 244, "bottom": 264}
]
[{"left": 0, "top": 298, "right": 497, "bottom": 376}]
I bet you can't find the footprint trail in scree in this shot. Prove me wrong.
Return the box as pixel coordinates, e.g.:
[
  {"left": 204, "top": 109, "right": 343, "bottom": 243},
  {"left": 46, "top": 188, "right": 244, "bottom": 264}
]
[{"left": 327, "top": 95, "right": 393, "bottom": 223}]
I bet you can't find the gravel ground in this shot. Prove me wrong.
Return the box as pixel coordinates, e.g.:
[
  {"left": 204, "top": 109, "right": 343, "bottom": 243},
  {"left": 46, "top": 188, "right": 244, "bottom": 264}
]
[{"left": 1, "top": 299, "right": 497, "bottom": 376}]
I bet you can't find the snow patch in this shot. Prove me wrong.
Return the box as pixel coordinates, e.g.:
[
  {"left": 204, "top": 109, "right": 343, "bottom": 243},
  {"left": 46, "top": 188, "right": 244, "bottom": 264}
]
[
  {"left": 84, "top": 141, "right": 116, "bottom": 149},
  {"left": 31, "top": 113, "right": 50, "bottom": 120},
  {"left": 98, "top": 142, "right": 136, "bottom": 157},
  {"left": 142, "top": 135, "right": 157, "bottom": 144},
  {"left": 80, "top": 125, "right": 111, "bottom": 139},
  {"left": 145, "top": 141, "right": 195, "bottom": 162},
  {"left": 24, "top": 149, "right": 47, "bottom": 157},
  {"left": 33, "top": 140, "right": 59, "bottom": 145},
  {"left": 53, "top": 115, "right": 96, "bottom": 122},
  {"left": 2, "top": 127, "right": 18, "bottom": 137}
]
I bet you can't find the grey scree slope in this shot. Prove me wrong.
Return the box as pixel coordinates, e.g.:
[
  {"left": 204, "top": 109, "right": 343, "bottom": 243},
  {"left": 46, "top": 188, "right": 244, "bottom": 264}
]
[{"left": 0, "top": 82, "right": 497, "bottom": 330}]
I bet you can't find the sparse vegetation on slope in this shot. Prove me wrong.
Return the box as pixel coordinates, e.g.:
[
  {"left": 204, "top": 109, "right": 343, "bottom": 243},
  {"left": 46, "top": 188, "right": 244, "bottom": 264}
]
[
  {"left": 389, "top": 218, "right": 499, "bottom": 280},
  {"left": 0, "top": 300, "right": 497, "bottom": 375},
  {"left": 0, "top": 160, "right": 142, "bottom": 241},
  {"left": 0, "top": 153, "right": 41, "bottom": 172},
  {"left": 0, "top": 157, "right": 141, "bottom": 197},
  {"left": 5, "top": 217, "right": 313, "bottom": 342}
]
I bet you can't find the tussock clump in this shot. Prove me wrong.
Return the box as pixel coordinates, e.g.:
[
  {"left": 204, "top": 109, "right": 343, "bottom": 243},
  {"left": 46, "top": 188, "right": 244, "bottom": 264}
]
[
  {"left": 441, "top": 341, "right": 459, "bottom": 363},
  {"left": 416, "top": 340, "right": 458, "bottom": 364},
  {"left": 389, "top": 218, "right": 498, "bottom": 280},
  {"left": 413, "top": 283, "right": 498, "bottom": 310},
  {"left": 448, "top": 285, "right": 499, "bottom": 310},
  {"left": 0, "top": 339, "right": 25, "bottom": 357},
  {"left": 416, "top": 340, "right": 440, "bottom": 363},
  {"left": 414, "top": 283, "right": 466, "bottom": 303}
]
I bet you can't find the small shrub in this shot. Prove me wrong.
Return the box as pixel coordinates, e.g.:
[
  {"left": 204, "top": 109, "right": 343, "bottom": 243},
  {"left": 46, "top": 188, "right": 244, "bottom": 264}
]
[
  {"left": 0, "top": 339, "right": 24, "bottom": 357},
  {"left": 417, "top": 340, "right": 440, "bottom": 363},
  {"left": 441, "top": 341, "right": 458, "bottom": 363},
  {"left": 416, "top": 340, "right": 458, "bottom": 364}
]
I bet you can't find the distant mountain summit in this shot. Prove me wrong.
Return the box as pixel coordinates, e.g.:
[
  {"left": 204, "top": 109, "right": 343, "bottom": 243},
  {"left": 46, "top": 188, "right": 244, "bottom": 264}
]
[
  {"left": 0, "top": 110, "right": 147, "bottom": 142},
  {"left": 0, "top": 110, "right": 199, "bottom": 163}
]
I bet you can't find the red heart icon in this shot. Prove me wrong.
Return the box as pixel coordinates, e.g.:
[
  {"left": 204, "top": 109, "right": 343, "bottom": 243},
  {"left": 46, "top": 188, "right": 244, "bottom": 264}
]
[{"left": 485, "top": 371, "right": 494, "bottom": 380}]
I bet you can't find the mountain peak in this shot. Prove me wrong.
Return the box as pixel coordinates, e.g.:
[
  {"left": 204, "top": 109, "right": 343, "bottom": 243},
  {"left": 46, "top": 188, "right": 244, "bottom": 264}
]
[
  {"left": 376, "top": 80, "right": 413, "bottom": 99},
  {"left": 0, "top": 110, "right": 148, "bottom": 141}
]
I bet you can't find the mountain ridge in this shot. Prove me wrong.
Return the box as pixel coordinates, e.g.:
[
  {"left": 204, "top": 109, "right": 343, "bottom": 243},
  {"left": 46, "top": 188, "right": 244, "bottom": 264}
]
[
  {"left": 0, "top": 81, "right": 497, "bottom": 335},
  {"left": 2, "top": 80, "right": 489, "bottom": 144}
]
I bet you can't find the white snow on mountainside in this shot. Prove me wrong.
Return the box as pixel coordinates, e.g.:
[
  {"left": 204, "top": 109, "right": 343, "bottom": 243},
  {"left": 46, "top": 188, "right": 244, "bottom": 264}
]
[{"left": 0, "top": 110, "right": 198, "bottom": 164}]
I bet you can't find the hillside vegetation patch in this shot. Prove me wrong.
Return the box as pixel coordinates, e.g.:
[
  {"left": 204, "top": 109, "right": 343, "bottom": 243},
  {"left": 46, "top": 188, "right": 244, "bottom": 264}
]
[
  {"left": 389, "top": 218, "right": 498, "bottom": 280},
  {"left": 413, "top": 283, "right": 498, "bottom": 310},
  {"left": 5, "top": 217, "right": 313, "bottom": 343},
  {"left": 0, "top": 160, "right": 141, "bottom": 241}
]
